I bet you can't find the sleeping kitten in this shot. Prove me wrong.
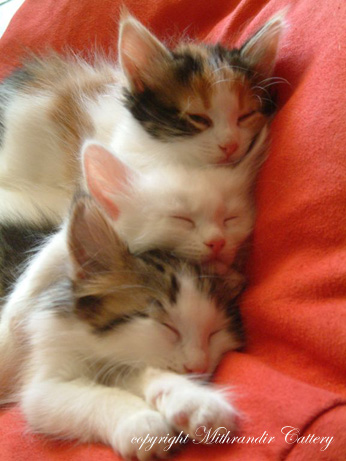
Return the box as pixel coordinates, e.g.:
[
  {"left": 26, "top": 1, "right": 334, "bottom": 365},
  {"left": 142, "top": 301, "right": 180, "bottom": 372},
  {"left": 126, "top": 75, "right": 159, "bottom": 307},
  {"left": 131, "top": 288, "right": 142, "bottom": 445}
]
[
  {"left": 82, "top": 125, "right": 268, "bottom": 274},
  {"left": 0, "top": 12, "right": 284, "bottom": 226},
  {"left": 0, "top": 195, "right": 242, "bottom": 459}
]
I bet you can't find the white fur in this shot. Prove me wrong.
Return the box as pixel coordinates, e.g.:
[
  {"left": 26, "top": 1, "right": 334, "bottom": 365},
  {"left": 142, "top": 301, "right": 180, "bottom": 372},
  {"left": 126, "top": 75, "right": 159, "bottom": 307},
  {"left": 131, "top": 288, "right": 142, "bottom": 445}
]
[
  {"left": 86, "top": 126, "right": 268, "bottom": 269},
  {"left": 113, "top": 165, "right": 254, "bottom": 265},
  {"left": 0, "top": 92, "right": 75, "bottom": 224}
]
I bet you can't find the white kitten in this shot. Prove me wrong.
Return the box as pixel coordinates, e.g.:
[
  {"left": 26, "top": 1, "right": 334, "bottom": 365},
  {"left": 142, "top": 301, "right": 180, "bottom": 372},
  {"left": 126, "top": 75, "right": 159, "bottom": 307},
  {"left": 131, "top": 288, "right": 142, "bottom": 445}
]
[{"left": 83, "top": 125, "right": 268, "bottom": 273}]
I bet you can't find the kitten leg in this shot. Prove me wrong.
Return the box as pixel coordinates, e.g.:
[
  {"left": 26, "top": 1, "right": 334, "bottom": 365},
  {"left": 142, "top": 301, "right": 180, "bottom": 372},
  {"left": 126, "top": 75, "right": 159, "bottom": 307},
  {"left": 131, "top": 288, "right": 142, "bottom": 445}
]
[
  {"left": 141, "top": 368, "right": 238, "bottom": 442},
  {"left": 21, "top": 376, "right": 173, "bottom": 460}
]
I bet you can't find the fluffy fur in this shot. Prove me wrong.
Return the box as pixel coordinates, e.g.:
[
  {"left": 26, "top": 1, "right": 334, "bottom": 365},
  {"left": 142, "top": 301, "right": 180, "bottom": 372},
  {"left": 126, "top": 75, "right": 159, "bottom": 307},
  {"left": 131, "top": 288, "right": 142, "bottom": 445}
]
[
  {"left": 0, "top": 196, "right": 242, "bottom": 459},
  {"left": 83, "top": 125, "right": 268, "bottom": 274},
  {"left": 0, "top": 14, "right": 284, "bottom": 457},
  {"left": 0, "top": 13, "right": 284, "bottom": 227}
]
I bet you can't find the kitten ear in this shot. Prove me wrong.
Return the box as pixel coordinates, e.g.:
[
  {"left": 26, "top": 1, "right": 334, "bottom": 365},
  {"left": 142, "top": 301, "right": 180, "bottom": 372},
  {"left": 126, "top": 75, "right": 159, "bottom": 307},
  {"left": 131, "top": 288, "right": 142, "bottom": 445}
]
[
  {"left": 240, "top": 11, "right": 286, "bottom": 78},
  {"left": 68, "top": 195, "right": 128, "bottom": 279},
  {"left": 118, "top": 13, "right": 172, "bottom": 91},
  {"left": 82, "top": 142, "right": 134, "bottom": 221}
]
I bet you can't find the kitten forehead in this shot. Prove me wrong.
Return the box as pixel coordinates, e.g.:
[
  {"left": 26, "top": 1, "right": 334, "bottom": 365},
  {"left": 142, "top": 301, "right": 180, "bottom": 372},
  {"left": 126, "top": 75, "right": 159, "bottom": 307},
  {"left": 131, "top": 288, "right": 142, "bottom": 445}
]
[
  {"left": 171, "top": 43, "right": 252, "bottom": 93},
  {"left": 164, "top": 273, "right": 231, "bottom": 343},
  {"left": 138, "top": 166, "right": 249, "bottom": 202}
]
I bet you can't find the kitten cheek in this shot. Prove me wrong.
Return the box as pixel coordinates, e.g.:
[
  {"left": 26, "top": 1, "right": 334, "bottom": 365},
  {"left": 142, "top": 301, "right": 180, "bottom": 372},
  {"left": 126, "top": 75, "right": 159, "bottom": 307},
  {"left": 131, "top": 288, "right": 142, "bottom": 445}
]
[
  {"left": 208, "top": 329, "right": 222, "bottom": 345},
  {"left": 161, "top": 324, "right": 180, "bottom": 343},
  {"left": 245, "top": 112, "right": 266, "bottom": 131}
]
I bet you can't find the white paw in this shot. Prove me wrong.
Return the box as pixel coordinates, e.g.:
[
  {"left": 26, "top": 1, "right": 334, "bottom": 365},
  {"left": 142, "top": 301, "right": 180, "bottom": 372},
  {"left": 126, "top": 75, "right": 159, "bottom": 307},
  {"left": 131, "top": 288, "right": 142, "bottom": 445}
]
[
  {"left": 147, "top": 378, "right": 237, "bottom": 442},
  {"left": 113, "top": 409, "right": 174, "bottom": 460}
]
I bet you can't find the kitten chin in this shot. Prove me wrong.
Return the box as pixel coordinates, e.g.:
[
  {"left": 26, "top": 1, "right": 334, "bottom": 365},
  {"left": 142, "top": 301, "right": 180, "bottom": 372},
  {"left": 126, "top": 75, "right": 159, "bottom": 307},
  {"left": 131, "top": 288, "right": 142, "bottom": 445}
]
[{"left": 204, "top": 260, "right": 230, "bottom": 275}]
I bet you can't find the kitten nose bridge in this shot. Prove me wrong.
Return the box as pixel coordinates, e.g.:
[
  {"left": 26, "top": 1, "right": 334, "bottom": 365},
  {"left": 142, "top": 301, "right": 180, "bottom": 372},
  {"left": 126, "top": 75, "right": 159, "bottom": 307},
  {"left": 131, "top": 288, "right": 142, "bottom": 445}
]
[{"left": 204, "top": 238, "right": 226, "bottom": 255}]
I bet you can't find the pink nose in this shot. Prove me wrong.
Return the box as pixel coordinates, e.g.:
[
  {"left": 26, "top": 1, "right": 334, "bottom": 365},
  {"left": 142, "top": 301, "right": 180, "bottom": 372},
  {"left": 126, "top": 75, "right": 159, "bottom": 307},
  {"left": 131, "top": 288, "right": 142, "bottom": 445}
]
[
  {"left": 219, "top": 142, "right": 239, "bottom": 159},
  {"left": 204, "top": 238, "right": 226, "bottom": 255},
  {"left": 184, "top": 365, "right": 208, "bottom": 374}
]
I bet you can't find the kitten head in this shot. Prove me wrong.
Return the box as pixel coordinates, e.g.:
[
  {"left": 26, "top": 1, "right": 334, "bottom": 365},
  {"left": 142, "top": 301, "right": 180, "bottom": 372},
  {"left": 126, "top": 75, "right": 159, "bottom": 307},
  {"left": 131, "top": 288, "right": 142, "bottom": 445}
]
[
  {"left": 67, "top": 196, "right": 242, "bottom": 375},
  {"left": 83, "top": 127, "right": 267, "bottom": 272},
  {"left": 116, "top": 12, "right": 284, "bottom": 166}
]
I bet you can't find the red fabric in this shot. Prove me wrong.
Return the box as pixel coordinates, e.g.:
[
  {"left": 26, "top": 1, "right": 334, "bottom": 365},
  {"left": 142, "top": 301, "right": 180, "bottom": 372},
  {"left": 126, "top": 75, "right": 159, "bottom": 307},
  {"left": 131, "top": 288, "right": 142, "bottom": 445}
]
[{"left": 1, "top": 0, "right": 346, "bottom": 459}]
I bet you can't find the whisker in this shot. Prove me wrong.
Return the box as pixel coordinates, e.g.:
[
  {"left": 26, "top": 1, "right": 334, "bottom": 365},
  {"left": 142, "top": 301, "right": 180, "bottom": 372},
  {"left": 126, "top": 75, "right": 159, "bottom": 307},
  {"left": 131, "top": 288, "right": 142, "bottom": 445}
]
[
  {"left": 211, "top": 78, "right": 232, "bottom": 87},
  {"left": 257, "top": 76, "right": 290, "bottom": 86}
]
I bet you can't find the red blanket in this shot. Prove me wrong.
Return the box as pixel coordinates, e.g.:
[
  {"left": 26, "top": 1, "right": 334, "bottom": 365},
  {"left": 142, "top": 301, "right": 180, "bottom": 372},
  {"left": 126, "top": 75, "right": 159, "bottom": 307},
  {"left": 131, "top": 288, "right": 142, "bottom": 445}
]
[{"left": 1, "top": 0, "right": 346, "bottom": 459}]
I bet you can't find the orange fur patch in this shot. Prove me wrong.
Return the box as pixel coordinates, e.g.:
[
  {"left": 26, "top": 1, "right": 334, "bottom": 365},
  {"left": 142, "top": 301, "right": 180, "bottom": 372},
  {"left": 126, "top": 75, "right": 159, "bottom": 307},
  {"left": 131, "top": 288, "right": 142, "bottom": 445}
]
[{"left": 22, "top": 54, "right": 118, "bottom": 184}]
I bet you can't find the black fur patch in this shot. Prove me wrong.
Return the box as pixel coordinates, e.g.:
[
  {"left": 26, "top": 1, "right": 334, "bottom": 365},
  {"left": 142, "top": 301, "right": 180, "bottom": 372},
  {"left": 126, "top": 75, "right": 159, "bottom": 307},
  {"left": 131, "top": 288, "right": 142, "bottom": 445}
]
[
  {"left": 143, "top": 257, "right": 166, "bottom": 273},
  {"left": 76, "top": 294, "right": 104, "bottom": 319},
  {"left": 95, "top": 311, "right": 149, "bottom": 334},
  {"left": 3, "top": 68, "right": 33, "bottom": 88},
  {"left": 169, "top": 273, "right": 180, "bottom": 304},
  {"left": 171, "top": 50, "right": 204, "bottom": 84},
  {"left": 208, "top": 44, "right": 253, "bottom": 78},
  {"left": 259, "top": 90, "right": 277, "bottom": 117},
  {"left": 138, "top": 249, "right": 179, "bottom": 271},
  {"left": 0, "top": 221, "right": 57, "bottom": 296},
  {"left": 95, "top": 316, "right": 132, "bottom": 333},
  {"left": 123, "top": 88, "right": 199, "bottom": 140},
  {"left": 122, "top": 47, "right": 208, "bottom": 140}
]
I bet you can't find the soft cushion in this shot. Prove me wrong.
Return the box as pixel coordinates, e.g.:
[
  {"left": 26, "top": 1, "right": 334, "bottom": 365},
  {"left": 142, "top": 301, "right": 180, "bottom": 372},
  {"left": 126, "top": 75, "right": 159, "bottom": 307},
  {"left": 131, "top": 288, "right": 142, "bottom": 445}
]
[{"left": 1, "top": 0, "right": 346, "bottom": 459}]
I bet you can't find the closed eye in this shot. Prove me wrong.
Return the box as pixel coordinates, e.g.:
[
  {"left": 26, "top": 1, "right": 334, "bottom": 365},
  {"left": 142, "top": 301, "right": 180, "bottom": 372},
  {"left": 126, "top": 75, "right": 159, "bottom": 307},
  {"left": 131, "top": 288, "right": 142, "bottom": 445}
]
[
  {"left": 224, "top": 216, "right": 238, "bottom": 225},
  {"left": 186, "top": 113, "right": 213, "bottom": 128},
  {"left": 171, "top": 215, "right": 195, "bottom": 228},
  {"left": 162, "top": 323, "right": 181, "bottom": 339},
  {"left": 209, "top": 328, "right": 224, "bottom": 342},
  {"left": 237, "top": 110, "right": 256, "bottom": 124}
]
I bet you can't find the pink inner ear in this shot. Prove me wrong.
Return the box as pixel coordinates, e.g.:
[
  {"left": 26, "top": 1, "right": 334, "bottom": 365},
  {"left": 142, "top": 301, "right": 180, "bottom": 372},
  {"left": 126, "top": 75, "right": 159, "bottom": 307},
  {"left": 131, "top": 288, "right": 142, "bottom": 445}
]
[
  {"left": 119, "top": 23, "right": 152, "bottom": 90},
  {"left": 241, "top": 14, "right": 284, "bottom": 77},
  {"left": 83, "top": 144, "right": 130, "bottom": 220},
  {"left": 119, "top": 17, "right": 170, "bottom": 91}
]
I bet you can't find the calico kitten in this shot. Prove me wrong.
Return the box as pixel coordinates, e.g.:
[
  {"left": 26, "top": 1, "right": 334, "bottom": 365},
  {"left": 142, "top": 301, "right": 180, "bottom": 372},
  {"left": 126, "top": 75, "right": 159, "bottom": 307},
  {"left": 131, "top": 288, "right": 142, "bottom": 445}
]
[
  {"left": 0, "top": 195, "right": 242, "bottom": 459},
  {"left": 0, "top": 12, "right": 284, "bottom": 226}
]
